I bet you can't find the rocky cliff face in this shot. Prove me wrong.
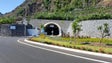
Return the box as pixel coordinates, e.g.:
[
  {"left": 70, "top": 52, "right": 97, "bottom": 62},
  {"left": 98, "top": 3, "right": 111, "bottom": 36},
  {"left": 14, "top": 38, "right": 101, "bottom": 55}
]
[{"left": 5, "top": 0, "right": 45, "bottom": 17}]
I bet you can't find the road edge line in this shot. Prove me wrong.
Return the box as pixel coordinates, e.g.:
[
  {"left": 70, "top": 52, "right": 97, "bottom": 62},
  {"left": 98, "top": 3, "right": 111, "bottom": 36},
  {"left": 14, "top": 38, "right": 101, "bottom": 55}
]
[
  {"left": 24, "top": 39, "right": 112, "bottom": 58},
  {"left": 18, "top": 39, "right": 111, "bottom": 63}
]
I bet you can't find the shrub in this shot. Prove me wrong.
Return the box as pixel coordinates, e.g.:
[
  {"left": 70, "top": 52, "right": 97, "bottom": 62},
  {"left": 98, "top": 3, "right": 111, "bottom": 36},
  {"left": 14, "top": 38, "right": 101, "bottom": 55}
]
[
  {"left": 39, "top": 34, "right": 46, "bottom": 39},
  {"left": 87, "top": 48, "right": 93, "bottom": 51},
  {"left": 99, "top": 48, "right": 105, "bottom": 53},
  {"left": 44, "top": 41, "right": 52, "bottom": 44},
  {"left": 0, "top": 17, "right": 15, "bottom": 24},
  {"left": 80, "top": 47, "right": 86, "bottom": 50},
  {"left": 68, "top": 45, "right": 72, "bottom": 48},
  {"left": 34, "top": 12, "right": 74, "bottom": 20},
  {"left": 75, "top": 13, "right": 112, "bottom": 23},
  {"left": 108, "top": 52, "right": 112, "bottom": 54},
  {"left": 30, "top": 37, "right": 112, "bottom": 54},
  {"left": 76, "top": 47, "right": 81, "bottom": 49}
]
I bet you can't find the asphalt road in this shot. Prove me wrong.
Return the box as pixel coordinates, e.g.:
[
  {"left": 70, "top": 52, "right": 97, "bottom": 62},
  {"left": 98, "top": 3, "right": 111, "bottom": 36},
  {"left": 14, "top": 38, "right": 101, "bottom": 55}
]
[{"left": 0, "top": 37, "right": 111, "bottom": 63}]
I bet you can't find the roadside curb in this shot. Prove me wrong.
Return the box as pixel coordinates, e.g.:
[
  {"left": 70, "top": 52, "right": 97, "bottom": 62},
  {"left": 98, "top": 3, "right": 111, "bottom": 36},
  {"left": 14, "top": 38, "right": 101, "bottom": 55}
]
[{"left": 24, "top": 39, "right": 112, "bottom": 58}]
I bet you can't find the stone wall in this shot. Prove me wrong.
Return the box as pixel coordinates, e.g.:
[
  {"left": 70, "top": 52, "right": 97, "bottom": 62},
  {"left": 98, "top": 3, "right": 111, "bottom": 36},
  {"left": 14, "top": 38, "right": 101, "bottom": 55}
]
[
  {"left": 11, "top": 24, "right": 26, "bottom": 36},
  {"left": 0, "top": 24, "right": 27, "bottom": 36},
  {"left": 0, "top": 24, "right": 11, "bottom": 36},
  {"left": 67, "top": 20, "right": 112, "bottom": 38},
  {"left": 79, "top": 20, "right": 112, "bottom": 38},
  {"left": 23, "top": 19, "right": 112, "bottom": 38}
]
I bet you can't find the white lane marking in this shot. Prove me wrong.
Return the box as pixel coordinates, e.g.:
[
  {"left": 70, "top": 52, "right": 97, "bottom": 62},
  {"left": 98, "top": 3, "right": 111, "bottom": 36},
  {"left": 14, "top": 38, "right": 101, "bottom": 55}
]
[
  {"left": 18, "top": 40, "right": 111, "bottom": 63},
  {"left": 24, "top": 39, "right": 112, "bottom": 58}
]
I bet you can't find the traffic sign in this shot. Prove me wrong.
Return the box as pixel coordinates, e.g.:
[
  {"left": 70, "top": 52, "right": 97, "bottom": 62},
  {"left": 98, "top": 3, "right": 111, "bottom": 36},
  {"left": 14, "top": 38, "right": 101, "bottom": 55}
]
[{"left": 10, "top": 26, "right": 16, "bottom": 30}]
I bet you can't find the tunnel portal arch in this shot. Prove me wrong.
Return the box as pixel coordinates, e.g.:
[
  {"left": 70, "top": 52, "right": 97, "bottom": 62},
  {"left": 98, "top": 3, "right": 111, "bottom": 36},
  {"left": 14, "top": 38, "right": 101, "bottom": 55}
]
[{"left": 44, "top": 22, "right": 62, "bottom": 36}]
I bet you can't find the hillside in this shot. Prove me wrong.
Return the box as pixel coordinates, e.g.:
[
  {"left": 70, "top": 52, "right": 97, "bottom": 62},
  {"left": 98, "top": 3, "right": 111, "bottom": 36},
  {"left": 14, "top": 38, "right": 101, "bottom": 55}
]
[
  {"left": 3, "top": 0, "right": 112, "bottom": 20},
  {"left": 98, "top": 0, "right": 112, "bottom": 7},
  {"left": 0, "top": 12, "right": 3, "bottom": 16}
]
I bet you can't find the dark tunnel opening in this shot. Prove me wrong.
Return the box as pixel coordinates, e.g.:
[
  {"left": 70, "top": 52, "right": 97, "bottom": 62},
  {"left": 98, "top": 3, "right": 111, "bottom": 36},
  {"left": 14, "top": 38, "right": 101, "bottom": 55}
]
[{"left": 44, "top": 24, "right": 59, "bottom": 35}]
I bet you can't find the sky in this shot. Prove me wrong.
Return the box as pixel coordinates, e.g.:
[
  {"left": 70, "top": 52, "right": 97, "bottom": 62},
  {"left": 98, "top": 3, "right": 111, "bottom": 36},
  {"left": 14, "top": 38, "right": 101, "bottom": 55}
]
[{"left": 0, "top": 0, "right": 25, "bottom": 14}]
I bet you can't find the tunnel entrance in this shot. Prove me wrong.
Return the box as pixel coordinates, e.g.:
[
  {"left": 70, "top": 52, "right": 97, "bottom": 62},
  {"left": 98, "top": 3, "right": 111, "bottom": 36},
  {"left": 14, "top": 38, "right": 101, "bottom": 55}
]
[{"left": 44, "top": 23, "right": 59, "bottom": 35}]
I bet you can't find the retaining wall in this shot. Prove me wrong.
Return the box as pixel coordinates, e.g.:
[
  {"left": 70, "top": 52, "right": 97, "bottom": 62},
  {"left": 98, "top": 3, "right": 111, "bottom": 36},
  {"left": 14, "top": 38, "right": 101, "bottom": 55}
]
[
  {"left": 29, "top": 19, "right": 73, "bottom": 34},
  {"left": 0, "top": 24, "right": 27, "bottom": 36},
  {"left": 79, "top": 20, "right": 112, "bottom": 38}
]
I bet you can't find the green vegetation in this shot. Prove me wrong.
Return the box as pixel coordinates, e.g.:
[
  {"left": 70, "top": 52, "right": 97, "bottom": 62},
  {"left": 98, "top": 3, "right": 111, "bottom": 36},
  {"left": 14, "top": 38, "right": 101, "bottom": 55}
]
[
  {"left": 30, "top": 35, "right": 112, "bottom": 54},
  {"left": 43, "top": 0, "right": 100, "bottom": 12},
  {"left": 4, "top": 0, "right": 112, "bottom": 21},
  {"left": 72, "top": 21, "right": 82, "bottom": 37},
  {"left": 33, "top": 0, "right": 112, "bottom": 20},
  {"left": 1, "top": 0, "right": 112, "bottom": 23},
  {"left": 33, "top": 7, "right": 112, "bottom": 20},
  {"left": 0, "top": 17, "right": 15, "bottom": 24},
  {"left": 72, "top": 13, "right": 112, "bottom": 36},
  {"left": 97, "top": 23, "right": 110, "bottom": 43},
  {"left": 16, "top": 7, "right": 24, "bottom": 16},
  {"left": 43, "top": 0, "right": 51, "bottom": 10},
  {"left": 74, "top": 13, "right": 112, "bottom": 22},
  {"left": 34, "top": 12, "right": 74, "bottom": 20},
  {"left": 51, "top": 37, "right": 112, "bottom": 44}
]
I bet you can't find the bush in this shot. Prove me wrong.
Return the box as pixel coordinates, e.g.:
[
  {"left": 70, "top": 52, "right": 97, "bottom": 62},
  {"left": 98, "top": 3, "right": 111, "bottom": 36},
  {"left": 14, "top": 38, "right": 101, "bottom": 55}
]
[
  {"left": 75, "top": 13, "right": 112, "bottom": 23},
  {"left": 99, "top": 48, "right": 105, "bottom": 53},
  {"left": 0, "top": 17, "right": 15, "bottom": 24},
  {"left": 86, "top": 48, "right": 94, "bottom": 51},
  {"left": 94, "top": 50, "right": 99, "bottom": 52},
  {"left": 34, "top": 12, "right": 74, "bottom": 20},
  {"left": 80, "top": 47, "right": 86, "bottom": 50},
  {"left": 39, "top": 34, "right": 46, "bottom": 39}
]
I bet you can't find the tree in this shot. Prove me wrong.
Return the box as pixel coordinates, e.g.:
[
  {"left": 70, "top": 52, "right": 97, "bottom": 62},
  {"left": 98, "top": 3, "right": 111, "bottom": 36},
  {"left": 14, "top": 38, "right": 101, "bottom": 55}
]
[
  {"left": 43, "top": 0, "right": 51, "bottom": 10},
  {"left": 97, "top": 23, "right": 110, "bottom": 43},
  {"left": 0, "top": 17, "right": 15, "bottom": 24},
  {"left": 72, "top": 21, "right": 82, "bottom": 43}
]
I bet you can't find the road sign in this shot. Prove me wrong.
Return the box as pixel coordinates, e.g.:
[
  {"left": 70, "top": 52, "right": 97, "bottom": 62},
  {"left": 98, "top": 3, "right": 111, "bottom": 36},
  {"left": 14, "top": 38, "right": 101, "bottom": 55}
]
[
  {"left": 10, "top": 26, "right": 16, "bottom": 30},
  {"left": 50, "top": 25, "right": 54, "bottom": 27}
]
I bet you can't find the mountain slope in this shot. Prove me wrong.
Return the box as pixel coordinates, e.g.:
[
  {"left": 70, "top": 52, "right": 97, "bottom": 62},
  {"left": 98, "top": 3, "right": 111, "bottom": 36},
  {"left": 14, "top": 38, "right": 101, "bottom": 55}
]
[
  {"left": 5, "top": 0, "right": 44, "bottom": 17},
  {"left": 0, "top": 12, "right": 3, "bottom": 16},
  {"left": 4, "top": 0, "right": 112, "bottom": 20},
  {"left": 98, "top": 0, "right": 112, "bottom": 7}
]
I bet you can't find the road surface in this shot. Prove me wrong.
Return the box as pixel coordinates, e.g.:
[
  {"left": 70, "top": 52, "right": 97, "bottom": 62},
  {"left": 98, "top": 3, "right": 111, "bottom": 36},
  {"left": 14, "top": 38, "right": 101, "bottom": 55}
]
[{"left": 0, "top": 37, "right": 111, "bottom": 63}]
